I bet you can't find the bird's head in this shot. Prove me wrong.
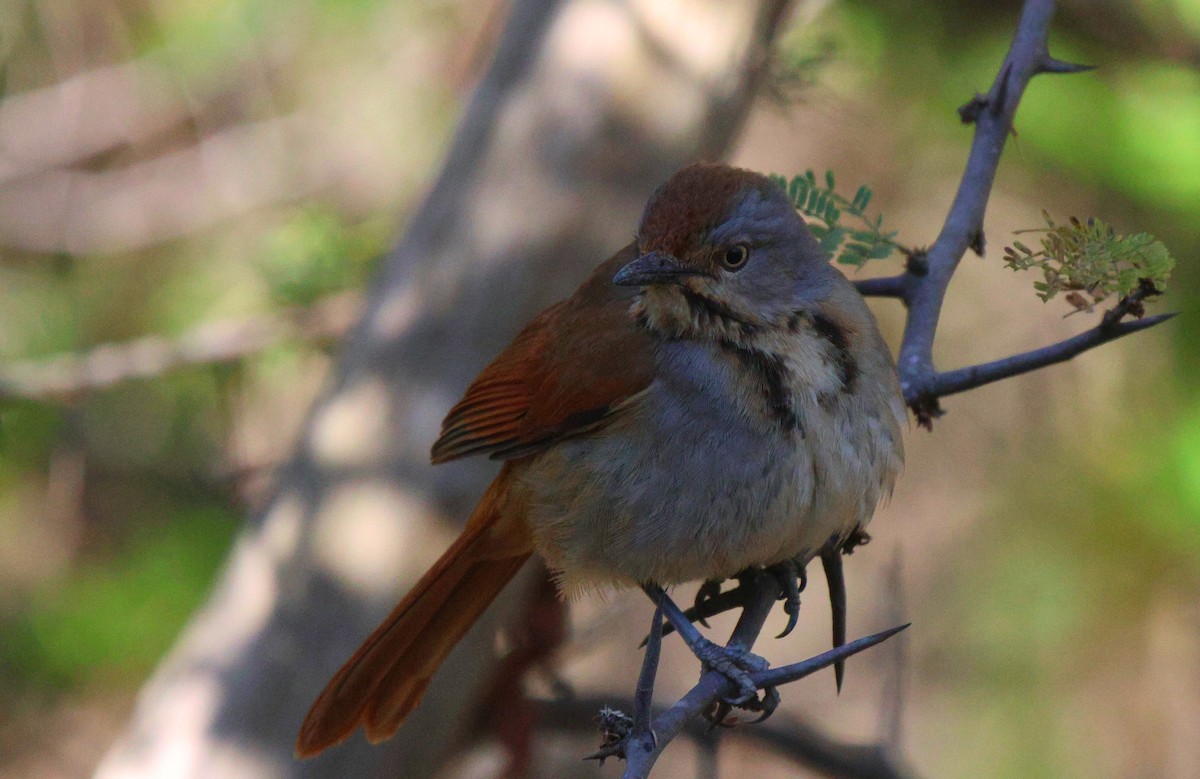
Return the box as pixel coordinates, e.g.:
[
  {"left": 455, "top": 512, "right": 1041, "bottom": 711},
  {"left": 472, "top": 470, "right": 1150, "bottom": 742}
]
[{"left": 616, "top": 162, "right": 836, "bottom": 341}]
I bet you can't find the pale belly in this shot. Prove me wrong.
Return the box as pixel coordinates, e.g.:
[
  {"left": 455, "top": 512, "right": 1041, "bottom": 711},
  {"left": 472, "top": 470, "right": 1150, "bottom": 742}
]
[{"left": 516, "top": 370, "right": 895, "bottom": 593}]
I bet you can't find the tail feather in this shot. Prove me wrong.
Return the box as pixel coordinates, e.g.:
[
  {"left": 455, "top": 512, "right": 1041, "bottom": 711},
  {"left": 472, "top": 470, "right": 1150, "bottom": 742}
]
[
  {"left": 363, "top": 554, "right": 528, "bottom": 739},
  {"left": 296, "top": 476, "right": 531, "bottom": 758}
]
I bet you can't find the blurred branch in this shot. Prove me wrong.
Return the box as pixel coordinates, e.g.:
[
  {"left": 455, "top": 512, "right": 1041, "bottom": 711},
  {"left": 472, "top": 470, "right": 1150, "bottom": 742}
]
[
  {"left": 1056, "top": 0, "right": 1200, "bottom": 68},
  {"left": 0, "top": 41, "right": 321, "bottom": 254},
  {"left": 0, "top": 40, "right": 299, "bottom": 188},
  {"left": 0, "top": 293, "right": 359, "bottom": 402},
  {"left": 0, "top": 114, "right": 326, "bottom": 254},
  {"left": 0, "top": 59, "right": 186, "bottom": 186}
]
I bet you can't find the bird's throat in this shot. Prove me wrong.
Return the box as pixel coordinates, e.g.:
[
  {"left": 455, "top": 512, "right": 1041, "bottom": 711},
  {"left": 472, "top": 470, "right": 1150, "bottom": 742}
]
[{"left": 632, "top": 285, "right": 759, "bottom": 343}]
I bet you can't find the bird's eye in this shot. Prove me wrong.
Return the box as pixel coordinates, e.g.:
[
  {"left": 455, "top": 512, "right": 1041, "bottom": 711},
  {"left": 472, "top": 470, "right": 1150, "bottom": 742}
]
[{"left": 720, "top": 244, "right": 750, "bottom": 271}]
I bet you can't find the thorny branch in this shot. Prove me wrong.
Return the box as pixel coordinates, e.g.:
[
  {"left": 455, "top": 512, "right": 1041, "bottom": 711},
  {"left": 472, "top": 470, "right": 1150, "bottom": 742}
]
[
  {"left": 539, "top": 695, "right": 917, "bottom": 779},
  {"left": 615, "top": 590, "right": 908, "bottom": 777},
  {"left": 583, "top": 0, "right": 1170, "bottom": 775},
  {"left": 850, "top": 0, "right": 1172, "bottom": 427}
]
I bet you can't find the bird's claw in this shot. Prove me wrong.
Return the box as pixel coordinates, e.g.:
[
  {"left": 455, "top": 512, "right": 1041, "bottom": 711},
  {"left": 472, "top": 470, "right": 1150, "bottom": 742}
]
[
  {"left": 702, "top": 679, "right": 780, "bottom": 728},
  {"left": 740, "top": 683, "right": 781, "bottom": 723},
  {"left": 766, "top": 558, "right": 807, "bottom": 639}
]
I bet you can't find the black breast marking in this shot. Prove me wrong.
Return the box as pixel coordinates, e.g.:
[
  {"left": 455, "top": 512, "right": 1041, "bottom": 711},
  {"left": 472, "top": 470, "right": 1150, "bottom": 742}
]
[
  {"left": 679, "top": 287, "right": 758, "bottom": 336},
  {"left": 792, "top": 309, "right": 859, "bottom": 400},
  {"left": 720, "top": 340, "right": 803, "bottom": 436}
]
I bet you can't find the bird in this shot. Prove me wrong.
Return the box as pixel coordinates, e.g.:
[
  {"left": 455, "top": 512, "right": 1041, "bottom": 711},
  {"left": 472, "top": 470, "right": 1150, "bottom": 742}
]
[{"left": 295, "top": 162, "right": 906, "bottom": 757}]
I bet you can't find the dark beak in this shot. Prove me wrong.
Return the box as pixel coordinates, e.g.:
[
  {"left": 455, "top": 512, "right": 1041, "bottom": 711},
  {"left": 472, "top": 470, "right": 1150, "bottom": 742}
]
[{"left": 613, "top": 251, "right": 705, "bottom": 287}]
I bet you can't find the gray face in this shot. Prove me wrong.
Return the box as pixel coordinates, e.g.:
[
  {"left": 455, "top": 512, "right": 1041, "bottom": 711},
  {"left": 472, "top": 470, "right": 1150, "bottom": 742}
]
[
  {"left": 617, "top": 169, "right": 845, "bottom": 338},
  {"left": 691, "top": 185, "right": 838, "bottom": 324}
]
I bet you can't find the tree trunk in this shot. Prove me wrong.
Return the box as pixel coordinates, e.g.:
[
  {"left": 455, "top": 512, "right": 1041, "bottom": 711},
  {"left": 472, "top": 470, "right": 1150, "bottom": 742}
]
[{"left": 94, "top": 1, "right": 795, "bottom": 776}]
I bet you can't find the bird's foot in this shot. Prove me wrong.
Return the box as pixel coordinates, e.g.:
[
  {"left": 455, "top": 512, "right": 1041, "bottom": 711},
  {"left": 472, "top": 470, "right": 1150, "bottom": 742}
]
[
  {"left": 643, "top": 583, "right": 774, "bottom": 710},
  {"left": 689, "top": 634, "right": 775, "bottom": 710},
  {"left": 700, "top": 657, "right": 782, "bottom": 729}
]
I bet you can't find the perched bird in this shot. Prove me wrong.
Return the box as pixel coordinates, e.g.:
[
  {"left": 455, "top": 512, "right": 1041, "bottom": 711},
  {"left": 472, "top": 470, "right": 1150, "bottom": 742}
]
[{"left": 296, "top": 162, "right": 906, "bottom": 757}]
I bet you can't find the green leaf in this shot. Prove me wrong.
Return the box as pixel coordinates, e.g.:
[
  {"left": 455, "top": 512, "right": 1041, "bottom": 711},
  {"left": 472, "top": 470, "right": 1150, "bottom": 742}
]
[
  {"left": 820, "top": 225, "right": 847, "bottom": 256},
  {"left": 852, "top": 185, "right": 872, "bottom": 212},
  {"left": 1004, "top": 212, "right": 1175, "bottom": 310},
  {"left": 775, "top": 168, "right": 901, "bottom": 265}
]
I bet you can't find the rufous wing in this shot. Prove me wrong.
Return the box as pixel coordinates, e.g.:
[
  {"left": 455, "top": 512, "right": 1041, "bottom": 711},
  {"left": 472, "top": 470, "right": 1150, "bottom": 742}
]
[{"left": 431, "top": 244, "right": 657, "bottom": 463}]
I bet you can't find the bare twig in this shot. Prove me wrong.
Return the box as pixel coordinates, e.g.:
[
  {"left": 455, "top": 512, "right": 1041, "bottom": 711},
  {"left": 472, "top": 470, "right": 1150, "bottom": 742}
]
[
  {"left": 541, "top": 695, "right": 920, "bottom": 779},
  {"left": 606, "top": 603, "right": 664, "bottom": 766},
  {"left": 914, "top": 311, "right": 1172, "bottom": 403},
  {"left": 856, "top": 275, "right": 1173, "bottom": 419},
  {"left": 853, "top": 274, "right": 909, "bottom": 299}
]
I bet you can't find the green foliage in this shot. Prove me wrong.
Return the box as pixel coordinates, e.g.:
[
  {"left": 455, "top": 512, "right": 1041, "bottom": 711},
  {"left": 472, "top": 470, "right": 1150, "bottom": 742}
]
[
  {"left": 770, "top": 170, "right": 899, "bottom": 266},
  {"left": 0, "top": 506, "right": 239, "bottom": 691},
  {"left": 256, "top": 209, "right": 384, "bottom": 307},
  {"left": 1003, "top": 212, "right": 1175, "bottom": 311},
  {"left": 768, "top": 32, "right": 836, "bottom": 96}
]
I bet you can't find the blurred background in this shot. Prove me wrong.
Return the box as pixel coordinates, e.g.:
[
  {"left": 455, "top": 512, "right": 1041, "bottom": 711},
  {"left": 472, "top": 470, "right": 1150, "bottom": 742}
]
[{"left": 0, "top": 0, "right": 1197, "bottom": 777}]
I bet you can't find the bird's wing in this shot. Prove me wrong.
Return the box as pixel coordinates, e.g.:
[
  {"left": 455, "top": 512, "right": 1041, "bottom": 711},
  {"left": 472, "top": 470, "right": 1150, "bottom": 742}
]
[{"left": 430, "top": 244, "right": 656, "bottom": 463}]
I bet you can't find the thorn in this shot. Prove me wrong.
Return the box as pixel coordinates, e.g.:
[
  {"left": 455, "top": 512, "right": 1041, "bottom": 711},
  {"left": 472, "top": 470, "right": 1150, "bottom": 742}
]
[
  {"left": 757, "top": 623, "right": 912, "bottom": 689},
  {"left": 1038, "top": 56, "right": 1096, "bottom": 75},
  {"left": 970, "top": 228, "right": 985, "bottom": 257},
  {"left": 911, "top": 395, "right": 944, "bottom": 430},
  {"left": 957, "top": 94, "right": 987, "bottom": 124},
  {"left": 821, "top": 548, "right": 847, "bottom": 693},
  {"left": 902, "top": 247, "right": 929, "bottom": 276}
]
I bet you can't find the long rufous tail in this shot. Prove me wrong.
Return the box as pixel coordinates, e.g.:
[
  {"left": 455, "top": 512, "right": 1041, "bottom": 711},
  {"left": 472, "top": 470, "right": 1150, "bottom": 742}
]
[{"left": 295, "top": 471, "right": 531, "bottom": 757}]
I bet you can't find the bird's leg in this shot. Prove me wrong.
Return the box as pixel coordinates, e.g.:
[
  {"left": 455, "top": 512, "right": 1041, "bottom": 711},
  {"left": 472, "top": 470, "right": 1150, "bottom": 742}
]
[
  {"left": 641, "top": 584, "right": 768, "bottom": 706},
  {"left": 638, "top": 584, "right": 747, "bottom": 648},
  {"left": 645, "top": 561, "right": 806, "bottom": 645}
]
